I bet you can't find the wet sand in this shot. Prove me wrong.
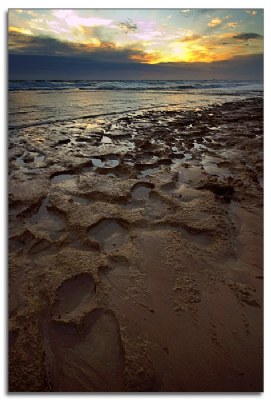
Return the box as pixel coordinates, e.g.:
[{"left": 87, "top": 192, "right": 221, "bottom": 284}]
[{"left": 8, "top": 97, "right": 263, "bottom": 392}]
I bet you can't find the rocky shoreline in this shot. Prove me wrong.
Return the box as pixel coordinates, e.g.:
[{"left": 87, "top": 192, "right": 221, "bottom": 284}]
[{"left": 9, "top": 97, "right": 263, "bottom": 392}]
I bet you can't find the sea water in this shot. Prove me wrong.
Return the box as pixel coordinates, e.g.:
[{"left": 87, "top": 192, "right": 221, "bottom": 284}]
[{"left": 9, "top": 80, "right": 263, "bottom": 130}]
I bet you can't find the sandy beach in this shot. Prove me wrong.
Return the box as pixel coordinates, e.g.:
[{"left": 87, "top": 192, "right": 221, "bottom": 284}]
[{"left": 8, "top": 97, "right": 263, "bottom": 392}]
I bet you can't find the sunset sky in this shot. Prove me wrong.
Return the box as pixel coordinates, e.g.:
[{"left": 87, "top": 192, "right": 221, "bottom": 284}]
[{"left": 8, "top": 9, "right": 264, "bottom": 80}]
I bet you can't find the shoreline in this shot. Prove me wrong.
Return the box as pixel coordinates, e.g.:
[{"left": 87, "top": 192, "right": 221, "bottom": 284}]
[
  {"left": 9, "top": 96, "right": 263, "bottom": 392},
  {"left": 9, "top": 82, "right": 263, "bottom": 131}
]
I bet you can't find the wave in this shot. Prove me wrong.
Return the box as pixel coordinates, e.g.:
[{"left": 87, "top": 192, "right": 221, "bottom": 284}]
[{"left": 9, "top": 79, "right": 263, "bottom": 92}]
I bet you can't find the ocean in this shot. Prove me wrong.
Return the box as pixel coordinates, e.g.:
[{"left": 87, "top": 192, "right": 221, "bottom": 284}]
[{"left": 8, "top": 80, "right": 263, "bottom": 130}]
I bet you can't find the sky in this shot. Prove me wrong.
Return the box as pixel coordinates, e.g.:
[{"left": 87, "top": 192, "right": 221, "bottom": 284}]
[{"left": 8, "top": 8, "right": 264, "bottom": 80}]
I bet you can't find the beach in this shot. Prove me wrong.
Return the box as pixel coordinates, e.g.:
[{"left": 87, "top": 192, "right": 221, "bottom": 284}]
[{"left": 8, "top": 83, "right": 263, "bottom": 392}]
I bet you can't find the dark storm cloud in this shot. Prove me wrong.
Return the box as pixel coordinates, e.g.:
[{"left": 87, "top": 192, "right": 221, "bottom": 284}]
[
  {"left": 8, "top": 30, "right": 263, "bottom": 81},
  {"left": 159, "top": 54, "right": 263, "bottom": 80},
  {"left": 8, "top": 31, "right": 145, "bottom": 63},
  {"left": 9, "top": 53, "right": 263, "bottom": 81},
  {"left": 118, "top": 19, "right": 138, "bottom": 33},
  {"left": 9, "top": 32, "right": 82, "bottom": 55},
  {"left": 232, "top": 32, "right": 263, "bottom": 41},
  {"left": 8, "top": 54, "right": 151, "bottom": 80}
]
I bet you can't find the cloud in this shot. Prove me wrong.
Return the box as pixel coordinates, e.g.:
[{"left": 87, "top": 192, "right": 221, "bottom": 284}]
[
  {"left": 9, "top": 53, "right": 263, "bottom": 81},
  {"left": 208, "top": 18, "right": 222, "bottom": 28},
  {"left": 25, "top": 10, "right": 39, "bottom": 17},
  {"left": 178, "top": 34, "right": 201, "bottom": 42},
  {"left": 131, "top": 38, "right": 235, "bottom": 64},
  {"left": 9, "top": 28, "right": 263, "bottom": 68},
  {"left": 246, "top": 10, "right": 257, "bottom": 16},
  {"left": 133, "top": 31, "right": 162, "bottom": 41},
  {"left": 233, "top": 32, "right": 263, "bottom": 41},
  {"left": 53, "top": 10, "right": 113, "bottom": 28},
  {"left": 226, "top": 22, "right": 239, "bottom": 28},
  {"left": 53, "top": 10, "right": 74, "bottom": 19},
  {"left": 195, "top": 9, "right": 215, "bottom": 15},
  {"left": 8, "top": 31, "right": 146, "bottom": 64},
  {"left": 181, "top": 9, "right": 215, "bottom": 18},
  {"left": 9, "top": 26, "right": 32, "bottom": 35},
  {"left": 118, "top": 18, "right": 137, "bottom": 33},
  {"left": 76, "top": 25, "right": 116, "bottom": 43},
  {"left": 8, "top": 32, "right": 77, "bottom": 54}
]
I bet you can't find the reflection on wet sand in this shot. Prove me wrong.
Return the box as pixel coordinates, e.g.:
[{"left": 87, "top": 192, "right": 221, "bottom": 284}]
[{"left": 9, "top": 98, "right": 263, "bottom": 392}]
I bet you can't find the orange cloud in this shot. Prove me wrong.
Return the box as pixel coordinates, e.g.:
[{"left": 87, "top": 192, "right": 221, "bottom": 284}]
[
  {"left": 81, "top": 38, "right": 101, "bottom": 48},
  {"left": 208, "top": 18, "right": 222, "bottom": 28},
  {"left": 178, "top": 34, "right": 201, "bottom": 42},
  {"left": 130, "top": 41, "right": 232, "bottom": 64},
  {"left": 8, "top": 26, "right": 32, "bottom": 35},
  {"left": 8, "top": 10, "right": 263, "bottom": 67},
  {"left": 130, "top": 52, "right": 157, "bottom": 63}
]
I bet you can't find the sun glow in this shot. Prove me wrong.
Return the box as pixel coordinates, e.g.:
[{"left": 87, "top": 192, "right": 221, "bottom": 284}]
[
  {"left": 8, "top": 9, "right": 263, "bottom": 66},
  {"left": 130, "top": 40, "right": 233, "bottom": 64}
]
